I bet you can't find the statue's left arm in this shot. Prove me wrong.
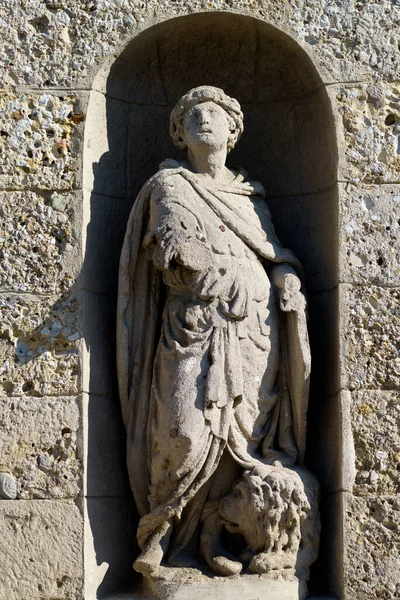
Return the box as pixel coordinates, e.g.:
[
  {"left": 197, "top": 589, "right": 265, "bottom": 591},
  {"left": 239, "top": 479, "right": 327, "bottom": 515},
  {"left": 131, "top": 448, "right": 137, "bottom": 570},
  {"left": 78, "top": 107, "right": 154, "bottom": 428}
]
[{"left": 251, "top": 194, "right": 310, "bottom": 462}]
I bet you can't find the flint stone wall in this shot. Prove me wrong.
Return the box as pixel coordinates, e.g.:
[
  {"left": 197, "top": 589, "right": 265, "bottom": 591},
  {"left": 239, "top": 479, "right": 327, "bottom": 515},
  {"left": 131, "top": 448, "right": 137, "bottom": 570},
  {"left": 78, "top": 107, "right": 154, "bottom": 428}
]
[{"left": 0, "top": 2, "right": 399, "bottom": 599}]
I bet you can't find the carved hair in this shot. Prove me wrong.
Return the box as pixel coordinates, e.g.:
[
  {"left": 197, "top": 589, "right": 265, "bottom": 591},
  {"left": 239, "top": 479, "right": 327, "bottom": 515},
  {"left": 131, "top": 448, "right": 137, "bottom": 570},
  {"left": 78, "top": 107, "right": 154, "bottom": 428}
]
[{"left": 170, "top": 85, "right": 244, "bottom": 152}]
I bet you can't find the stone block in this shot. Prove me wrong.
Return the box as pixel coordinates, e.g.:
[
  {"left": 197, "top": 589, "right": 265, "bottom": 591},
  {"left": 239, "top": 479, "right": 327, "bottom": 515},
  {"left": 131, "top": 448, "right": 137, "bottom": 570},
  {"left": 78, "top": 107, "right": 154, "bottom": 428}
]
[
  {"left": 302, "top": 290, "right": 340, "bottom": 495},
  {"left": 312, "top": 492, "right": 343, "bottom": 599},
  {"left": 230, "top": 100, "right": 301, "bottom": 199},
  {"left": 341, "top": 285, "right": 400, "bottom": 390},
  {"left": 157, "top": 12, "right": 258, "bottom": 105},
  {"left": 340, "top": 390, "right": 357, "bottom": 495},
  {"left": 343, "top": 493, "right": 400, "bottom": 600},
  {"left": 0, "top": 0, "right": 142, "bottom": 89},
  {"left": 0, "top": 396, "right": 82, "bottom": 499},
  {"left": 82, "top": 290, "right": 116, "bottom": 397},
  {"left": 0, "top": 499, "right": 83, "bottom": 600},
  {"left": 307, "top": 389, "right": 356, "bottom": 497},
  {"left": 85, "top": 93, "right": 130, "bottom": 199},
  {"left": 0, "top": 92, "right": 85, "bottom": 191},
  {"left": 85, "top": 394, "right": 129, "bottom": 498},
  {"left": 0, "top": 190, "right": 80, "bottom": 294},
  {"left": 289, "top": 0, "right": 400, "bottom": 83},
  {"left": 83, "top": 192, "right": 132, "bottom": 295},
  {"left": 108, "top": 9, "right": 321, "bottom": 106},
  {"left": 0, "top": 292, "right": 80, "bottom": 398},
  {"left": 339, "top": 183, "right": 400, "bottom": 286},
  {"left": 254, "top": 21, "right": 321, "bottom": 102},
  {"left": 108, "top": 595, "right": 335, "bottom": 600},
  {"left": 2, "top": 1, "right": 400, "bottom": 91},
  {"left": 305, "top": 290, "right": 339, "bottom": 396},
  {"left": 294, "top": 87, "right": 338, "bottom": 195},
  {"left": 306, "top": 391, "right": 341, "bottom": 496},
  {"left": 336, "top": 83, "right": 400, "bottom": 185},
  {"left": 127, "top": 104, "right": 176, "bottom": 200},
  {"left": 351, "top": 389, "right": 400, "bottom": 497},
  {"left": 146, "top": 568, "right": 308, "bottom": 600},
  {"left": 107, "top": 24, "right": 169, "bottom": 106},
  {"left": 85, "top": 496, "right": 138, "bottom": 600},
  {"left": 268, "top": 189, "right": 338, "bottom": 293}
]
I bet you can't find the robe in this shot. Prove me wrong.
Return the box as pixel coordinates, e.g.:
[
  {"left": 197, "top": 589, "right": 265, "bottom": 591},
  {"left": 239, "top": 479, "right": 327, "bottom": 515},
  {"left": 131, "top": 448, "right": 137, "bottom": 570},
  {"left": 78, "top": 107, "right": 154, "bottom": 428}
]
[{"left": 116, "top": 160, "right": 311, "bottom": 556}]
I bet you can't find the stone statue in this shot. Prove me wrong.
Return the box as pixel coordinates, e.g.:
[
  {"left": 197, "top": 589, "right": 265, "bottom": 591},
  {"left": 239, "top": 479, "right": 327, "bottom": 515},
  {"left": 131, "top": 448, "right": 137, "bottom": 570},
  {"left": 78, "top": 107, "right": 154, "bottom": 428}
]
[{"left": 117, "top": 86, "right": 319, "bottom": 597}]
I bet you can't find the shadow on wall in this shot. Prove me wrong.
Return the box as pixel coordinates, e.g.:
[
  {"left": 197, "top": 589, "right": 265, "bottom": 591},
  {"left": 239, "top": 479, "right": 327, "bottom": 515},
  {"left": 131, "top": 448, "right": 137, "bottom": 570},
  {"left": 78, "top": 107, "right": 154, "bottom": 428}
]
[{"left": 83, "top": 11, "right": 340, "bottom": 598}]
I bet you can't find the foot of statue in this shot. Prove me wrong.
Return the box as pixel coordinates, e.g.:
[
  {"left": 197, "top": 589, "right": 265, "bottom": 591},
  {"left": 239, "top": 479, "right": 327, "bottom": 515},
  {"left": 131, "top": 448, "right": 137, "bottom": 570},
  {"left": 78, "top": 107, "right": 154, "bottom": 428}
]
[
  {"left": 204, "top": 553, "right": 243, "bottom": 576},
  {"left": 134, "top": 520, "right": 173, "bottom": 577},
  {"left": 133, "top": 548, "right": 162, "bottom": 577}
]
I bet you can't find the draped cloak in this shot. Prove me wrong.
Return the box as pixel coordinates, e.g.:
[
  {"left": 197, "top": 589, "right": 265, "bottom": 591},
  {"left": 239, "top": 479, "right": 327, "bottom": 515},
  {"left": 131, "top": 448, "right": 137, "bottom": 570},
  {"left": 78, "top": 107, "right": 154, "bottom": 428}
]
[{"left": 116, "top": 161, "right": 311, "bottom": 556}]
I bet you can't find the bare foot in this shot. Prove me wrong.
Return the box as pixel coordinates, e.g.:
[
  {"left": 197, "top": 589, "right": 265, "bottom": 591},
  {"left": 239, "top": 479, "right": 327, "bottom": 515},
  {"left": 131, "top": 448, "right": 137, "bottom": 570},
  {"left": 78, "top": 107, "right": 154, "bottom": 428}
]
[
  {"left": 134, "top": 519, "right": 172, "bottom": 577},
  {"left": 133, "top": 554, "right": 159, "bottom": 577},
  {"left": 206, "top": 554, "right": 242, "bottom": 576}
]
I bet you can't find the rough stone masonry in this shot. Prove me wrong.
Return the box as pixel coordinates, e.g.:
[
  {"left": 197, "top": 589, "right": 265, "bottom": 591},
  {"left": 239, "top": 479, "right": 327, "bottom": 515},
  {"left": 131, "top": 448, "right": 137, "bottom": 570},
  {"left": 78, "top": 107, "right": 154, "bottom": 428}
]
[{"left": 0, "top": 1, "right": 399, "bottom": 599}]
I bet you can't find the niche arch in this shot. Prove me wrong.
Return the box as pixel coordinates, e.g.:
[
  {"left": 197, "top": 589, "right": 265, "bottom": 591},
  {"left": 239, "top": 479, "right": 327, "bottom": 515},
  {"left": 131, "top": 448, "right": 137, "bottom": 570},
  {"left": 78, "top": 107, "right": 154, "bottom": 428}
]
[{"left": 83, "top": 11, "right": 340, "bottom": 599}]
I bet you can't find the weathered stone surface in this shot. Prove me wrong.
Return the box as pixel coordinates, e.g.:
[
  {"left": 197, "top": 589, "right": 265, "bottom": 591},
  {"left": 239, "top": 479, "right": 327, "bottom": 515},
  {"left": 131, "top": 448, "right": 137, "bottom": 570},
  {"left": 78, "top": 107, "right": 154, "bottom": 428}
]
[
  {"left": 268, "top": 189, "right": 338, "bottom": 293},
  {"left": 82, "top": 291, "right": 115, "bottom": 396},
  {"left": 110, "top": 594, "right": 333, "bottom": 600},
  {"left": 83, "top": 193, "right": 131, "bottom": 295},
  {"left": 339, "top": 184, "right": 400, "bottom": 286},
  {"left": 233, "top": 99, "right": 301, "bottom": 198},
  {"left": 85, "top": 93, "right": 130, "bottom": 199},
  {"left": 351, "top": 390, "right": 400, "bottom": 497},
  {"left": 85, "top": 496, "right": 138, "bottom": 600},
  {"left": 0, "top": 469, "right": 18, "bottom": 499},
  {"left": 0, "top": 499, "right": 83, "bottom": 600},
  {"left": 2, "top": 1, "right": 400, "bottom": 90},
  {"left": 337, "top": 83, "right": 400, "bottom": 185},
  {"left": 0, "top": 2, "right": 291, "bottom": 90},
  {"left": 341, "top": 285, "right": 400, "bottom": 390},
  {"left": 84, "top": 394, "right": 128, "bottom": 498},
  {"left": 0, "top": 92, "right": 84, "bottom": 190},
  {"left": 0, "top": 293, "right": 80, "bottom": 397},
  {"left": 294, "top": 87, "right": 337, "bottom": 194},
  {"left": 309, "top": 390, "right": 356, "bottom": 496},
  {"left": 0, "top": 190, "right": 80, "bottom": 293},
  {"left": 146, "top": 567, "right": 308, "bottom": 600},
  {"left": 289, "top": 0, "right": 400, "bottom": 83},
  {"left": 343, "top": 493, "right": 400, "bottom": 600},
  {"left": 0, "top": 396, "right": 82, "bottom": 499}
]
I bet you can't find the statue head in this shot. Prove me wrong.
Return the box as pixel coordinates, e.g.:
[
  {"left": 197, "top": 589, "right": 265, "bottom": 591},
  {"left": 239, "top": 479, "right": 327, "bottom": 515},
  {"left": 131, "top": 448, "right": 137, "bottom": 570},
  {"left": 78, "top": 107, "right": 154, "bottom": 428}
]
[{"left": 170, "top": 86, "right": 244, "bottom": 153}]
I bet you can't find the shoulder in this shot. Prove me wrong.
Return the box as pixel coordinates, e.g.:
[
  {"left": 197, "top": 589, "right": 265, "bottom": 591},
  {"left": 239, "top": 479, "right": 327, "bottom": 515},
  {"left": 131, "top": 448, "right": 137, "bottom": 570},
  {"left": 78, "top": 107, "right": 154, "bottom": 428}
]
[{"left": 149, "top": 161, "right": 194, "bottom": 200}]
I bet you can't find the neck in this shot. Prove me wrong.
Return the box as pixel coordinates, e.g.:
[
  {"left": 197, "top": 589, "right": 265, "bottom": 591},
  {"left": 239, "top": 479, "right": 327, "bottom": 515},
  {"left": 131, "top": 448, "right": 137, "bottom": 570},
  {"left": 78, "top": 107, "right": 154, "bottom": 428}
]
[{"left": 187, "top": 145, "right": 228, "bottom": 182}]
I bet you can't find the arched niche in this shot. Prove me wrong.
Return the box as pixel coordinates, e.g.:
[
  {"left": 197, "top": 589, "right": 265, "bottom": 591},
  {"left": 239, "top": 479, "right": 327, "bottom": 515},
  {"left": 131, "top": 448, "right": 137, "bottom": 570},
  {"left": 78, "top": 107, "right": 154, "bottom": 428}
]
[{"left": 83, "top": 11, "right": 340, "bottom": 599}]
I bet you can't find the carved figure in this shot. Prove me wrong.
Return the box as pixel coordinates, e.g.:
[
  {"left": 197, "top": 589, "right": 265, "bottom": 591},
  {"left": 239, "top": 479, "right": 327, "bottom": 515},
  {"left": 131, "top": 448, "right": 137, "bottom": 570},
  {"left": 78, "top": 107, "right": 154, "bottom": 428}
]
[
  {"left": 218, "top": 467, "right": 319, "bottom": 579},
  {"left": 117, "top": 86, "right": 319, "bottom": 585}
]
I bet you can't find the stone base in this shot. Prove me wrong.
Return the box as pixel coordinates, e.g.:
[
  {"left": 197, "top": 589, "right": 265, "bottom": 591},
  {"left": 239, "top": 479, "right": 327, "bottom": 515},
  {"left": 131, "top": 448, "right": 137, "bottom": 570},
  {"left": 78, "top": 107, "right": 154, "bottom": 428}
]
[
  {"left": 107, "top": 595, "right": 334, "bottom": 600},
  {"left": 123, "top": 566, "right": 309, "bottom": 600}
]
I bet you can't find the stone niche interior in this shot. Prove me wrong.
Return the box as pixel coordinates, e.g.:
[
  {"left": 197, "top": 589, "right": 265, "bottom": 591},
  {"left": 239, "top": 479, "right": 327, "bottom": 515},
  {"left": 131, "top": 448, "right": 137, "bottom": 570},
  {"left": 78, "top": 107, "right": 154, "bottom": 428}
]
[{"left": 83, "top": 11, "right": 340, "bottom": 599}]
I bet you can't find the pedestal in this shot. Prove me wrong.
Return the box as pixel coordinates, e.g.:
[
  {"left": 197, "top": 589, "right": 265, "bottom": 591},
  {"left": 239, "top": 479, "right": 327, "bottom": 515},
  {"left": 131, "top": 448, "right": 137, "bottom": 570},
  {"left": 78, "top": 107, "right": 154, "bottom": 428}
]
[{"left": 128, "top": 566, "right": 309, "bottom": 600}]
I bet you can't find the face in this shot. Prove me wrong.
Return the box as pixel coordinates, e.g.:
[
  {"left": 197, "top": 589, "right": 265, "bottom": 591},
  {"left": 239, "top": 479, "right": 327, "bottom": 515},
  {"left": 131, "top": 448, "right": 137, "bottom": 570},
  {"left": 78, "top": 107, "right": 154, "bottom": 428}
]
[{"left": 183, "top": 101, "right": 231, "bottom": 153}]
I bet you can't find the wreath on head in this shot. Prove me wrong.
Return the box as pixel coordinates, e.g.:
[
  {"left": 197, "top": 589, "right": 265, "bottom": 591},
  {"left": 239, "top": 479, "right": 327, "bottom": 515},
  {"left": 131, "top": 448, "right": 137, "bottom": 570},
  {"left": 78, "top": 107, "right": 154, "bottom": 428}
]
[{"left": 170, "top": 86, "right": 244, "bottom": 153}]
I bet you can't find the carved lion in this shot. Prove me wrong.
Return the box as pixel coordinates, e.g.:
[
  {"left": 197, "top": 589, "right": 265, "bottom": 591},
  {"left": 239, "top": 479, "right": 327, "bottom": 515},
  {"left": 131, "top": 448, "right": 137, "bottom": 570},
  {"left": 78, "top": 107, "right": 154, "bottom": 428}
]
[{"left": 218, "top": 466, "right": 320, "bottom": 578}]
